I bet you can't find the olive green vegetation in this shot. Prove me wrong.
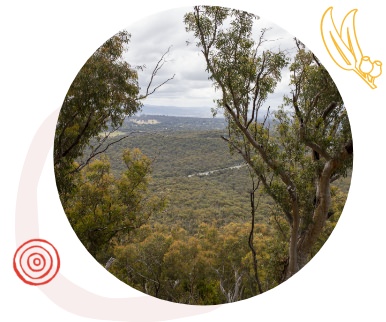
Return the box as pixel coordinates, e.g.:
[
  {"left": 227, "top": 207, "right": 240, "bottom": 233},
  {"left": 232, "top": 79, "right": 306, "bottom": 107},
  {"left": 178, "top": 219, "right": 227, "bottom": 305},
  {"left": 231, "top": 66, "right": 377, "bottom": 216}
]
[
  {"left": 64, "top": 148, "right": 166, "bottom": 265},
  {"left": 184, "top": 5, "right": 353, "bottom": 280},
  {"left": 81, "top": 116, "right": 350, "bottom": 304},
  {"left": 100, "top": 114, "right": 350, "bottom": 235},
  {"left": 54, "top": 5, "right": 352, "bottom": 305},
  {"left": 61, "top": 116, "right": 350, "bottom": 304},
  {"left": 54, "top": 30, "right": 142, "bottom": 203},
  {"left": 98, "top": 121, "right": 281, "bottom": 233}
]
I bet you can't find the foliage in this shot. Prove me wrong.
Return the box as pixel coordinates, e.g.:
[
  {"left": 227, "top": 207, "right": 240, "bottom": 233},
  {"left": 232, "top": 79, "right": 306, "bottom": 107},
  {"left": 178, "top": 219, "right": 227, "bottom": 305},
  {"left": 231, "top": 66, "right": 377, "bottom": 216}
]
[
  {"left": 103, "top": 119, "right": 350, "bottom": 302},
  {"left": 65, "top": 149, "right": 165, "bottom": 263},
  {"left": 184, "top": 5, "right": 353, "bottom": 279},
  {"left": 65, "top": 113, "right": 350, "bottom": 303},
  {"left": 110, "top": 219, "right": 321, "bottom": 304},
  {"left": 53, "top": 6, "right": 353, "bottom": 304},
  {"left": 54, "top": 30, "right": 142, "bottom": 201},
  {"left": 54, "top": 30, "right": 173, "bottom": 265}
]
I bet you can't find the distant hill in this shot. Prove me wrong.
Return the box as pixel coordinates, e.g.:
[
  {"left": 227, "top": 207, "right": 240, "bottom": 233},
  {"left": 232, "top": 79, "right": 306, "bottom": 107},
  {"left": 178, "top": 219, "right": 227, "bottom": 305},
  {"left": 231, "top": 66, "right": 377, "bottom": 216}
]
[
  {"left": 136, "top": 104, "right": 272, "bottom": 123},
  {"left": 122, "top": 114, "right": 227, "bottom": 132},
  {"left": 137, "top": 104, "right": 223, "bottom": 118}
]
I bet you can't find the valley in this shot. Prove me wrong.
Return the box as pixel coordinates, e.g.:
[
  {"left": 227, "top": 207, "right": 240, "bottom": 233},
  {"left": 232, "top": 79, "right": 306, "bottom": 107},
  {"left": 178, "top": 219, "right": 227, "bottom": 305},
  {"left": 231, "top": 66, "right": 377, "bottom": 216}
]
[{"left": 68, "top": 113, "right": 351, "bottom": 304}]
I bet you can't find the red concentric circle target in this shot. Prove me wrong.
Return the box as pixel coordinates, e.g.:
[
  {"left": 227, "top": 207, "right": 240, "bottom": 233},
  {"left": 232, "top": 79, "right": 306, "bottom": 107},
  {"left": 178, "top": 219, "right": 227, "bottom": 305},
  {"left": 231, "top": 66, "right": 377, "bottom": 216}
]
[{"left": 13, "top": 239, "right": 60, "bottom": 285}]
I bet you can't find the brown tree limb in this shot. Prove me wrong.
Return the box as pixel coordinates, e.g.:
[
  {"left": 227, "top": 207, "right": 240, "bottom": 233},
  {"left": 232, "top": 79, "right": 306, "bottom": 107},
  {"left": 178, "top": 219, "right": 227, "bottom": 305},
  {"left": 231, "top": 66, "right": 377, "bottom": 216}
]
[
  {"left": 221, "top": 135, "right": 294, "bottom": 225},
  {"left": 322, "top": 101, "right": 338, "bottom": 120},
  {"left": 248, "top": 175, "right": 264, "bottom": 294},
  {"left": 138, "top": 46, "right": 175, "bottom": 99},
  {"left": 224, "top": 103, "right": 296, "bottom": 193}
]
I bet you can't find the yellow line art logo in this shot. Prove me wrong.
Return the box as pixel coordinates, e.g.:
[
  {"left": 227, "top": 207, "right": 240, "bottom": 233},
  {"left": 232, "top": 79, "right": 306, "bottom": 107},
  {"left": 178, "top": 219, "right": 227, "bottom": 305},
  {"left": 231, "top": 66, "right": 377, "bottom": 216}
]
[{"left": 321, "top": 7, "right": 382, "bottom": 89}]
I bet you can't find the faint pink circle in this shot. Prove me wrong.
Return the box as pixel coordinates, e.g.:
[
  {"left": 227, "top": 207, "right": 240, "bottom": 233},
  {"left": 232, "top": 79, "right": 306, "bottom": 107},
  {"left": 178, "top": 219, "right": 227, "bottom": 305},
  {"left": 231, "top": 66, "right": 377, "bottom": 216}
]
[{"left": 15, "top": 109, "right": 218, "bottom": 320}]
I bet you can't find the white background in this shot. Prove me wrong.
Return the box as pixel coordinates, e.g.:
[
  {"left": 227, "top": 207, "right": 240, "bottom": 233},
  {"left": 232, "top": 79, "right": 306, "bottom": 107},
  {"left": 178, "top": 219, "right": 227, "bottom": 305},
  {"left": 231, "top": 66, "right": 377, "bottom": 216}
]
[{"left": 1, "top": 0, "right": 386, "bottom": 321}]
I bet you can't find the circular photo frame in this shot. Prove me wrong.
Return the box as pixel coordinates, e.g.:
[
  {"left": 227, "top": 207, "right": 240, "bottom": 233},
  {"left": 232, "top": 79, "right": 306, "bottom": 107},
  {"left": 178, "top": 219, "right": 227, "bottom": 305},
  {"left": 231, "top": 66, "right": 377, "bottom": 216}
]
[{"left": 53, "top": 5, "right": 353, "bottom": 305}]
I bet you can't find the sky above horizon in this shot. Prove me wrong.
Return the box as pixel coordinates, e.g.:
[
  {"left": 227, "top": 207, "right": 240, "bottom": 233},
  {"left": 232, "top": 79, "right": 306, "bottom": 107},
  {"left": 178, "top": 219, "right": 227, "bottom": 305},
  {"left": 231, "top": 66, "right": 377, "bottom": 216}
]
[{"left": 122, "top": 6, "right": 299, "bottom": 114}]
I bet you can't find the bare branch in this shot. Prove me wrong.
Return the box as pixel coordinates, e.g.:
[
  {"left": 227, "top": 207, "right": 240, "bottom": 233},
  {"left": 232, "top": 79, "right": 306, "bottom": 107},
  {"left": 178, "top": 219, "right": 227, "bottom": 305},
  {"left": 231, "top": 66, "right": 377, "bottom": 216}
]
[
  {"left": 221, "top": 134, "right": 294, "bottom": 225},
  {"left": 138, "top": 46, "right": 175, "bottom": 99},
  {"left": 330, "top": 173, "right": 341, "bottom": 183},
  {"left": 248, "top": 176, "right": 263, "bottom": 294},
  {"left": 304, "top": 140, "right": 332, "bottom": 161},
  {"left": 105, "top": 257, "right": 115, "bottom": 270},
  {"left": 322, "top": 101, "right": 338, "bottom": 120},
  {"left": 72, "top": 131, "right": 143, "bottom": 173},
  {"left": 247, "top": 52, "right": 267, "bottom": 128},
  {"left": 262, "top": 106, "right": 271, "bottom": 127},
  {"left": 224, "top": 103, "right": 295, "bottom": 191},
  {"left": 299, "top": 118, "right": 332, "bottom": 161}
]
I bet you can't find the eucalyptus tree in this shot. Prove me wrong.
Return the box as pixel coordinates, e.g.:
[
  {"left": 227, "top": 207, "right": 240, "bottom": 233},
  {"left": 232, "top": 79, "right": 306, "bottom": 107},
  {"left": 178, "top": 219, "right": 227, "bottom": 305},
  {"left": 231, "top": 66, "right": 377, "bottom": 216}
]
[
  {"left": 65, "top": 149, "right": 165, "bottom": 263},
  {"left": 185, "top": 6, "right": 352, "bottom": 280},
  {"left": 54, "top": 30, "right": 174, "bottom": 201},
  {"left": 54, "top": 30, "right": 173, "bottom": 264}
]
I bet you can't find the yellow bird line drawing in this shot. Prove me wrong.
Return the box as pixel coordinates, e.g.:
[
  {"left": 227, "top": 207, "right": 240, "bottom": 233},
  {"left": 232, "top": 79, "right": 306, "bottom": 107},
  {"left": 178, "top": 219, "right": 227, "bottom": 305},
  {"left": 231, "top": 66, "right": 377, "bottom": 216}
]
[{"left": 321, "top": 7, "right": 382, "bottom": 89}]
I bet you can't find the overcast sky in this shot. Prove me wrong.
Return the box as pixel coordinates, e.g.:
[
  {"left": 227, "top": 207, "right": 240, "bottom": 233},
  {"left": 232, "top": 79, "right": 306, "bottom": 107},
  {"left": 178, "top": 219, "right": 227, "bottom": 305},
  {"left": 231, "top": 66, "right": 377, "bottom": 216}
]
[{"left": 122, "top": 6, "right": 298, "bottom": 113}]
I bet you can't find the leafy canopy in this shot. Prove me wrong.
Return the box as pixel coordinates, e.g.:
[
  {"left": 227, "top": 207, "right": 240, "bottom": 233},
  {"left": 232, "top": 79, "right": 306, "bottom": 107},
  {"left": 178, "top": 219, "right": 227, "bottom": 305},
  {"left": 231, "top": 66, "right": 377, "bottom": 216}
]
[
  {"left": 185, "top": 5, "right": 353, "bottom": 279},
  {"left": 54, "top": 30, "right": 142, "bottom": 198}
]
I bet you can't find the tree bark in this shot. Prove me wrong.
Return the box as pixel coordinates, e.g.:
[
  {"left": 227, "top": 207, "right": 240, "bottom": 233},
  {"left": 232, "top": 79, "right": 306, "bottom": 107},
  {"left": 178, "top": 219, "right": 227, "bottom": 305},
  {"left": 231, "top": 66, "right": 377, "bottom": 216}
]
[{"left": 285, "top": 143, "right": 353, "bottom": 279}]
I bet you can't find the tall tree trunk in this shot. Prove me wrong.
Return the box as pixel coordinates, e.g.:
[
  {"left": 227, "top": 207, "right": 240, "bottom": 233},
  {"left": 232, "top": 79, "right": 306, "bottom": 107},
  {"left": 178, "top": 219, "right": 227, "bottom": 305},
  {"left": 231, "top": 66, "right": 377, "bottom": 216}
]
[
  {"left": 286, "top": 189, "right": 301, "bottom": 279},
  {"left": 284, "top": 158, "right": 338, "bottom": 279},
  {"left": 248, "top": 179, "right": 264, "bottom": 294}
]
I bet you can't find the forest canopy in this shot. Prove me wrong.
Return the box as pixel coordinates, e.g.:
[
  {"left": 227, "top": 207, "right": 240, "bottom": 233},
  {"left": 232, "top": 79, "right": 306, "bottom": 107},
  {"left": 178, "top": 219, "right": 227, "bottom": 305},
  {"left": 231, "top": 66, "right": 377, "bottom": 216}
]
[
  {"left": 184, "top": 5, "right": 352, "bottom": 279},
  {"left": 53, "top": 6, "right": 352, "bottom": 305}
]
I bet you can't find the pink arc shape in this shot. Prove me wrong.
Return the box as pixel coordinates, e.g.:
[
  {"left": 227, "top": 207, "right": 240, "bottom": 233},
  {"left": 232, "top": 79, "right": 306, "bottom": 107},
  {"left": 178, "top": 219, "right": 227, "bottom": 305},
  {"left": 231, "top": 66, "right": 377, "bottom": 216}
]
[{"left": 15, "top": 109, "right": 218, "bottom": 321}]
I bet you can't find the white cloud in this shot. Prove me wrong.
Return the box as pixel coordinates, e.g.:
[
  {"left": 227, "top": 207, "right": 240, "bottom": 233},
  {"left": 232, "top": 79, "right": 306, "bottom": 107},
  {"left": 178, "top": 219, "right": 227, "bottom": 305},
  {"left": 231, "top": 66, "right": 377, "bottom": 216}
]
[{"left": 122, "top": 6, "right": 298, "bottom": 109}]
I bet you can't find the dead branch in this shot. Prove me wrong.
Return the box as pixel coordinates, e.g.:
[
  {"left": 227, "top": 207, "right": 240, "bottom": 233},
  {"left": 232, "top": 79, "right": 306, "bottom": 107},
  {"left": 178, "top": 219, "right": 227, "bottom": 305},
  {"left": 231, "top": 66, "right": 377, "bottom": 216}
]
[{"left": 138, "top": 46, "right": 175, "bottom": 99}]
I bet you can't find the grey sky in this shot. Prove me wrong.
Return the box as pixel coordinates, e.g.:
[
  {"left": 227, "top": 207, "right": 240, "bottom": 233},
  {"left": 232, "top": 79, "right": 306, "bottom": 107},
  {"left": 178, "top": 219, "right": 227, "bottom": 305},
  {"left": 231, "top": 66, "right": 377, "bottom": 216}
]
[{"left": 123, "top": 6, "right": 298, "bottom": 112}]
